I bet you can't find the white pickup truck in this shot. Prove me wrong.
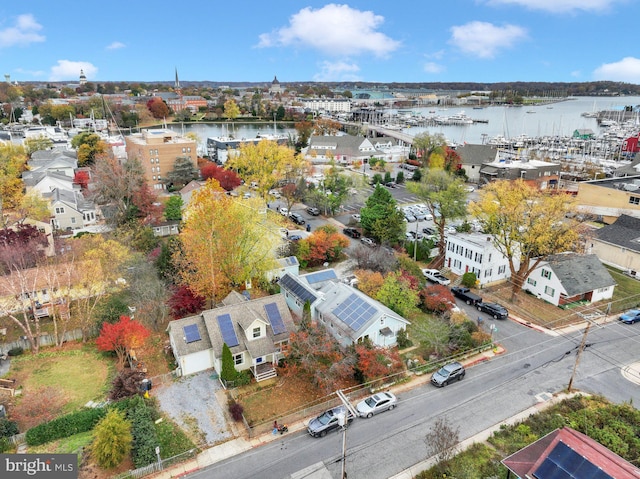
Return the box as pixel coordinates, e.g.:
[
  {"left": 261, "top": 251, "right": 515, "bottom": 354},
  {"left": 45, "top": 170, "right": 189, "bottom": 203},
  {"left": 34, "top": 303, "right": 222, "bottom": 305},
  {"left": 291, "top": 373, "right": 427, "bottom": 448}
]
[{"left": 421, "top": 268, "right": 451, "bottom": 285}]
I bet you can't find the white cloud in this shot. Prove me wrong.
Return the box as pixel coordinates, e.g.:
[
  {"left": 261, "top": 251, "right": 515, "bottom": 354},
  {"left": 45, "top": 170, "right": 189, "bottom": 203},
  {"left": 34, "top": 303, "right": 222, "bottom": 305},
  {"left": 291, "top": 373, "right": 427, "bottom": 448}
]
[
  {"left": 258, "top": 4, "right": 400, "bottom": 58},
  {"left": 49, "top": 61, "right": 98, "bottom": 81},
  {"left": 0, "top": 14, "right": 45, "bottom": 48},
  {"left": 571, "top": 70, "right": 582, "bottom": 78},
  {"left": 449, "top": 21, "right": 527, "bottom": 59},
  {"left": 593, "top": 57, "right": 640, "bottom": 83},
  {"left": 485, "top": 0, "right": 619, "bottom": 13},
  {"left": 424, "top": 62, "right": 445, "bottom": 74},
  {"left": 106, "top": 41, "right": 125, "bottom": 50},
  {"left": 313, "top": 60, "right": 361, "bottom": 82}
]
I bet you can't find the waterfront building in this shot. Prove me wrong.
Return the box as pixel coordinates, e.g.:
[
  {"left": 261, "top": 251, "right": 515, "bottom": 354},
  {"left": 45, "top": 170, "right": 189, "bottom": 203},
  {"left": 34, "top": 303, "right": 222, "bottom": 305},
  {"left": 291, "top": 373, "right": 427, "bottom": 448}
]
[{"left": 300, "top": 97, "right": 351, "bottom": 113}]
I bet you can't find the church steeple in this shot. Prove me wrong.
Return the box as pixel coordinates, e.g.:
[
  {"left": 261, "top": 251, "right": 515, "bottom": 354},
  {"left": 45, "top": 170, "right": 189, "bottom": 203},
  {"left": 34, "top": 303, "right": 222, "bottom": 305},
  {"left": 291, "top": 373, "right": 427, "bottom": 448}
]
[
  {"left": 174, "top": 67, "right": 180, "bottom": 89},
  {"left": 79, "top": 69, "right": 87, "bottom": 85}
]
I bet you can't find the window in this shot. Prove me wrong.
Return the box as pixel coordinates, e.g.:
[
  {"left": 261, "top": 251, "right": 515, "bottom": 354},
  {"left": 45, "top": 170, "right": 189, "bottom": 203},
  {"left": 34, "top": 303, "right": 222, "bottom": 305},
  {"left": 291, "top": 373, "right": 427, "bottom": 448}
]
[
  {"left": 544, "top": 286, "right": 555, "bottom": 296},
  {"left": 252, "top": 327, "right": 261, "bottom": 338},
  {"left": 55, "top": 206, "right": 65, "bottom": 214},
  {"left": 541, "top": 269, "right": 552, "bottom": 279},
  {"left": 182, "top": 147, "right": 186, "bottom": 153},
  {"left": 187, "top": 147, "right": 191, "bottom": 152},
  {"left": 527, "top": 278, "right": 537, "bottom": 286},
  {"left": 629, "top": 196, "right": 640, "bottom": 205},
  {"left": 498, "top": 265, "right": 506, "bottom": 274},
  {"left": 150, "top": 158, "right": 155, "bottom": 164},
  {"left": 233, "top": 353, "right": 243, "bottom": 366},
  {"left": 70, "top": 217, "right": 76, "bottom": 224}
]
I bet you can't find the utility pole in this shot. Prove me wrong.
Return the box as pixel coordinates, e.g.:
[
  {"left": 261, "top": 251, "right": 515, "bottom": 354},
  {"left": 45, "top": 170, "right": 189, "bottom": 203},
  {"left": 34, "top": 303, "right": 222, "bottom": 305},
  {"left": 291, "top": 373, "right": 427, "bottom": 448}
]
[{"left": 568, "top": 321, "right": 591, "bottom": 392}]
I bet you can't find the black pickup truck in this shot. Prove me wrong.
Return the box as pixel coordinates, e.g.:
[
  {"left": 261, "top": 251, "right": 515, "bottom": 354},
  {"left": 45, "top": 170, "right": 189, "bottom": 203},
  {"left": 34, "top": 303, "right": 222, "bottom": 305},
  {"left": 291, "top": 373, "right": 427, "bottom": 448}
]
[{"left": 450, "top": 286, "right": 483, "bottom": 306}]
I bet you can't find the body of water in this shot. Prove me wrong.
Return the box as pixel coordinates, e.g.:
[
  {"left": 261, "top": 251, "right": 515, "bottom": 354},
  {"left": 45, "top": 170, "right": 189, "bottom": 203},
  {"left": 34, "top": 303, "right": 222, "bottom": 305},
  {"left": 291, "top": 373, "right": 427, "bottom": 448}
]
[{"left": 165, "top": 96, "right": 640, "bottom": 151}]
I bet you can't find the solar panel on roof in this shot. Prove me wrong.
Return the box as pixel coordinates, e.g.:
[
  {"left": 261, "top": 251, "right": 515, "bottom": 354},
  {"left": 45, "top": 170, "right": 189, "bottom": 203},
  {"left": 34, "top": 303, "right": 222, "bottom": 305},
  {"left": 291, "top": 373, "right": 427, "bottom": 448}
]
[
  {"left": 217, "top": 313, "right": 239, "bottom": 347},
  {"left": 534, "top": 442, "right": 613, "bottom": 479},
  {"left": 264, "top": 302, "right": 287, "bottom": 335},
  {"left": 305, "top": 269, "right": 338, "bottom": 284},
  {"left": 279, "top": 274, "right": 318, "bottom": 304},
  {"left": 183, "top": 324, "right": 201, "bottom": 343},
  {"left": 333, "top": 293, "right": 378, "bottom": 331}
]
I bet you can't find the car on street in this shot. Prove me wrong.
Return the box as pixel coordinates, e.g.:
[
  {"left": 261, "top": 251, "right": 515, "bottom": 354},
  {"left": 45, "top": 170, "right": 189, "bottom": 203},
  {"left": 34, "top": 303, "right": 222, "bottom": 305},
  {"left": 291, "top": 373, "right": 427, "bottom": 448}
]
[
  {"left": 288, "top": 212, "right": 306, "bottom": 225},
  {"left": 619, "top": 309, "right": 640, "bottom": 324},
  {"left": 278, "top": 206, "right": 289, "bottom": 216},
  {"left": 360, "top": 237, "right": 376, "bottom": 247},
  {"left": 343, "top": 227, "right": 361, "bottom": 239},
  {"left": 307, "top": 406, "right": 354, "bottom": 437},
  {"left": 356, "top": 392, "right": 398, "bottom": 418},
  {"left": 451, "top": 286, "right": 483, "bottom": 306},
  {"left": 404, "top": 214, "right": 417, "bottom": 223},
  {"left": 422, "top": 268, "right": 451, "bottom": 285},
  {"left": 431, "top": 361, "right": 466, "bottom": 387},
  {"left": 422, "top": 226, "right": 436, "bottom": 235},
  {"left": 405, "top": 232, "right": 414, "bottom": 241},
  {"left": 477, "top": 302, "right": 509, "bottom": 319},
  {"left": 306, "top": 206, "right": 320, "bottom": 216},
  {"left": 464, "top": 185, "right": 475, "bottom": 192},
  {"left": 414, "top": 212, "right": 428, "bottom": 221},
  {"left": 385, "top": 182, "right": 398, "bottom": 188},
  {"left": 288, "top": 234, "right": 303, "bottom": 241}
]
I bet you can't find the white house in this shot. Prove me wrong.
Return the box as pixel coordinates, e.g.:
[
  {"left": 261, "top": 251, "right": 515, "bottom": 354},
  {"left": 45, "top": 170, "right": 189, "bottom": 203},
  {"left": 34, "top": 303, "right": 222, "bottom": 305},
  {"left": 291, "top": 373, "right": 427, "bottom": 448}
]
[
  {"left": 265, "top": 256, "right": 300, "bottom": 283},
  {"left": 167, "top": 292, "right": 295, "bottom": 381},
  {"left": 444, "top": 232, "right": 517, "bottom": 287},
  {"left": 307, "top": 135, "right": 379, "bottom": 165},
  {"left": 522, "top": 253, "right": 616, "bottom": 307},
  {"left": 44, "top": 188, "right": 98, "bottom": 231}
]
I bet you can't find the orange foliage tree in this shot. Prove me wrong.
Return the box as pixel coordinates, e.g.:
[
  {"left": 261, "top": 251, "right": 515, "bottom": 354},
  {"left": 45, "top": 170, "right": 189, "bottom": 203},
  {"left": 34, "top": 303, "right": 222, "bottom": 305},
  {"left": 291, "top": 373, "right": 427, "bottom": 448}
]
[
  {"left": 285, "top": 323, "right": 355, "bottom": 395},
  {"left": 420, "top": 285, "right": 456, "bottom": 313},
  {"left": 96, "top": 315, "right": 150, "bottom": 367},
  {"left": 354, "top": 344, "right": 405, "bottom": 385},
  {"left": 297, "top": 225, "right": 349, "bottom": 267},
  {"left": 354, "top": 269, "right": 384, "bottom": 298}
]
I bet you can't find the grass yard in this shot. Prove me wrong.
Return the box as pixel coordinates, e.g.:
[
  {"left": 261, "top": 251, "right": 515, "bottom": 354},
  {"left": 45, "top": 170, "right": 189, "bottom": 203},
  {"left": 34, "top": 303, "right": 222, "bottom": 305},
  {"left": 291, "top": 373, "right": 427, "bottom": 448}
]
[
  {"left": 605, "top": 266, "right": 640, "bottom": 313},
  {"left": 9, "top": 345, "right": 113, "bottom": 414}
]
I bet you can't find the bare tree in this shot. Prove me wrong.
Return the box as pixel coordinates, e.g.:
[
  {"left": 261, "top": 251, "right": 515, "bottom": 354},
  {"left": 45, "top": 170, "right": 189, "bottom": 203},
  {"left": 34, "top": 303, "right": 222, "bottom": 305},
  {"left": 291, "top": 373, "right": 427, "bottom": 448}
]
[{"left": 424, "top": 416, "right": 460, "bottom": 474}]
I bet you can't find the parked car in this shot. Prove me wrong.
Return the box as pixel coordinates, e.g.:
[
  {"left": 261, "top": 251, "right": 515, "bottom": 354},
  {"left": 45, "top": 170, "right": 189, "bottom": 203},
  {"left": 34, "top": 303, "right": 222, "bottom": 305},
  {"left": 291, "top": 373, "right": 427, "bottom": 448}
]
[
  {"left": 464, "top": 185, "right": 475, "bottom": 192},
  {"left": 477, "top": 302, "right": 509, "bottom": 319},
  {"left": 306, "top": 206, "right": 320, "bottom": 216},
  {"left": 415, "top": 212, "right": 428, "bottom": 221},
  {"left": 385, "top": 182, "right": 397, "bottom": 188},
  {"left": 307, "top": 406, "right": 354, "bottom": 437},
  {"left": 405, "top": 232, "right": 414, "bottom": 241},
  {"left": 289, "top": 212, "right": 306, "bottom": 225},
  {"left": 278, "top": 206, "right": 289, "bottom": 216},
  {"left": 356, "top": 392, "right": 397, "bottom": 418},
  {"left": 404, "top": 214, "right": 417, "bottom": 223},
  {"left": 352, "top": 213, "right": 361, "bottom": 222},
  {"left": 360, "top": 237, "right": 376, "bottom": 247},
  {"left": 619, "top": 309, "right": 640, "bottom": 324},
  {"left": 410, "top": 230, "right": 424, "bottom": 240},
  {"left": 422, "top": 268, "right": 451, "bottom": 285},
  {"left": 422, "top": 227, "right": 436, "bottom": 235},
  {"left": 288, "top": 234, "right": 303, "bottom": 241},
  {"left": 343, "top": 227, "right": 361, "bottom": 239},
  {"left": 431, "top": 361, "right": 466, "bottom": 387},
  {"left": 451, "top": 286, "right": 483, "bottom": 305},
  {"left": 268, "top": 189, "right": 281, "bottom": 198}
]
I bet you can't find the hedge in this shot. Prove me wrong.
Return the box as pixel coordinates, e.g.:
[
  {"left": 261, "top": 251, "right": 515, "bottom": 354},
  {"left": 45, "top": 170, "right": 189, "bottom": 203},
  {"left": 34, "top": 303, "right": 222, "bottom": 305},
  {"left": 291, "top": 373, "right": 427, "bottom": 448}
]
[{"left": 26, "top": 407, "right": 107, "bottom": 446}]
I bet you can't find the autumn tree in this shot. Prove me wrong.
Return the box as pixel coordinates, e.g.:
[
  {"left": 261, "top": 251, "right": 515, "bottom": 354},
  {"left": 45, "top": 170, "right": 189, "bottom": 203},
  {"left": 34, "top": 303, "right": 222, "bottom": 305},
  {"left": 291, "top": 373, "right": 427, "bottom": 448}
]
[
  {"left": 313, "top": 118, "right": 342, "bottom": 136},
  {"left": 96, "top": 315, "right": 150, "bottom": 367},
  {"left": 425, "top": 416, "right": 460, "bottom": 475},
  {"left": 296, "top": 225, "right": 349, "bottom": 267},
  {"left": 294, "top": 120, "right": 313, "bottom": 152},
  {"left": 120, "top": 257, "right": 169, "bottom": 332},
  {"left": 200, "top": 163, "right": 242, "bottom": 191},
  {"left": 354, "top": 344, "right": 405, "bottom": 385},
  {"left": 165, "top": 156, "right": 199, "bottom": 190},
  {"left": 0, "top": 143, "right": 28, "bottom": 213},
  {"left": 360, "top": 184, "right": 405, "bottom": 245},
  {"left": 167, "top": 285, "right": 205, "bottom": 319},
  {"left": 376, "top": 272, "right": 420, "bottom": 317},
  {"left": 109, "top": 369, "right": 147, "bottom": 400},
  {"left": 92, "top": 409, "right": 132, "bottom": 469},
  {"left": 223, "top": 99, "right": 240, "bottom": 121},
  {"left": 420, "top": 285, "right": 456, "bottom": 313},
  {"left": 226, "top": 140, "right": 307, "bottom": 200},
  {"left": 175, "top": 179, "right": 279, "bottom": 304},
  {"left": 73, "top": 170, "right": 91, "bottom": 190},
  {"left": 146, "top": 97, "right": 169, "bottom": 119},
  {"left": 71, "top": 132, "right": 107, "bottom": 166},
  {"left": 351, "top": 244, "right": 398, "bottom": 273},
  {"left": 407, "top": 169, "right": 468, "bottom": 268},
  {"left": 23, "top": 137, "right": 53, "bottom": 156},
  {"left": 469, "top": 179, "right": 579, "bottom": 297},
  {"left": 412, "top": 132, "right": 447, "bottom": 167},
  {"left": 354, "top": 269, "right": 385, "bottom": 298}
]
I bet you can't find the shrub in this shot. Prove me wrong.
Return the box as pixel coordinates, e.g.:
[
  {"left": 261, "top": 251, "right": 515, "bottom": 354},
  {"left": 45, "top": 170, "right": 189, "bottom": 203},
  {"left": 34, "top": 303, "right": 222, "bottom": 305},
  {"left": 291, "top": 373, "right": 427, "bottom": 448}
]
[
  {"left": 461, "top": 272, "right": 477, "bottom": 288},
  {"left": 125, "top": 396, "right": 159, "bottom": 468},
  {"left": 109, "top": 369, "right": 146, "bottom": 401},
  {"left": 228, "top": 400, "right": 244, "bottom": 422},
  {"left": 26, "top": 407, "right": 107, "bottom": 446},
  {"left": 0, "top": 419, "right": 19, "bottom": 438},
  {"left": 91, "top": 409, "right": 132, "bottom": 469},
  {"left": 396, "top": 328, "right": 412, "bottom": 349},
  {"left": 8, "top": 347, "right": 23, "bottom": 357},
  {"left": 0, "top": 437, "right": 11, "bottom": 453}
]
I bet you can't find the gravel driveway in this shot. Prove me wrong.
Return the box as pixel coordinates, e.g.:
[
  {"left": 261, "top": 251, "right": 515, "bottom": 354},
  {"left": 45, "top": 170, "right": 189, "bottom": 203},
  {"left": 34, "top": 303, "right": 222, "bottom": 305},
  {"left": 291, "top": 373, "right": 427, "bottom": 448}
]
[{"left": 155, "top": 371, "right": 232, "bottom": 446}]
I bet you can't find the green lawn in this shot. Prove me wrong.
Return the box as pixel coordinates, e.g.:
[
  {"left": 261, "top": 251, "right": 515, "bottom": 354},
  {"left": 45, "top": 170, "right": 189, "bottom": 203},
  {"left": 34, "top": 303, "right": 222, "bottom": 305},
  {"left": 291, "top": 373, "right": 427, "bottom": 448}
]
[{"left": 606, "top": 265, "right": 640, "bottom": 313}]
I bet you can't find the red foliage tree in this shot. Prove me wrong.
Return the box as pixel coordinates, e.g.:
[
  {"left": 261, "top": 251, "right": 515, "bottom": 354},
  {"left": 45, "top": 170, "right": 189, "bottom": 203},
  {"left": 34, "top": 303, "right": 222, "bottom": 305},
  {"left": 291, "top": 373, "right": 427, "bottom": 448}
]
[
  {"left": 167, "top": 285, "right": 206, "bottom": 319},
  {"left": 146, "top": 97, "right": 170, "bottom": 119},
  {"left": 200, "top": 163, "right": 242, "bottom": 191},
  {"left": 131, "top": 183, "right": 163, "bottom": 224},
  {"left": 298, "top": 226, "right": 349, "bottom": 267},
  {"left": 96, "top": 315, "right": 150, "bottom": 367},
  {"left": 399, "top": 269, "right": 420, "bottom": 291},
  {"left": 355, "top": 345, "right": 405, "bottom": 384},
  {"left": 420, "top": 284, "right": 456, "bottom": 313},
  {"left": 444, "top": 147, "right": 462, "bottom": 172},
  {"left": 73, "top": 170, "right": 91, "bottom": 190},
  {"left": 0, "top": 225, "right": 48, "bottom": 274}
]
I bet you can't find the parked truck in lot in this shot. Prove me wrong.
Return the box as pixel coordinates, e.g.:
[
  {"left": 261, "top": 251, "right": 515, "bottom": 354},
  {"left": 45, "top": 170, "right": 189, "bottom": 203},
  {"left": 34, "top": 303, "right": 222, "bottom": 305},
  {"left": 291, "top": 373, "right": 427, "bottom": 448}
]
[{"left": 450, "top": 286, "right": 483, "bottom": 305}]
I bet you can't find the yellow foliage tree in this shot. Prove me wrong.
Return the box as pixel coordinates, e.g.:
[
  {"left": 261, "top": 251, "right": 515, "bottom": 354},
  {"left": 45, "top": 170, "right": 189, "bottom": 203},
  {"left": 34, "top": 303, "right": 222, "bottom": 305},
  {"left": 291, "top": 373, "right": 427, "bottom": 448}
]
[
  {"left": 0, "top": 143, "right": 28, "bottom": 212},
  {"left": 224, "top": 99, "right": 240, "bottom": 121},
  {"left": 469, "top": 179, "right": 579, "bottom": 297},
  {"left": 226, "top": 140, "right": 307, "bottom": 200},
  {"left": 354, "top": 269, "right": 385, "bottom": 298},
  {"left": 175, "top": 179, "right": 279, "bottom": 304}
]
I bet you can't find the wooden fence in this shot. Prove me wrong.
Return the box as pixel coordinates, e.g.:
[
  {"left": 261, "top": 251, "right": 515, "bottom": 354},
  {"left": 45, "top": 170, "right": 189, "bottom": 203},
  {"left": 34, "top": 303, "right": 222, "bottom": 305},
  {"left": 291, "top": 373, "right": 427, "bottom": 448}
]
[{"left": 0, "top": 328, "right": 90, "bottom": 355}]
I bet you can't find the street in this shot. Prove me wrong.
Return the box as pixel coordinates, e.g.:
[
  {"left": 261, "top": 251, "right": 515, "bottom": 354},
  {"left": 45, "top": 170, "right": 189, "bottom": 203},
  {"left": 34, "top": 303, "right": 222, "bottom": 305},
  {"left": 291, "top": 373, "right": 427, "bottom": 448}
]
[{"left": 187, "top": 316, "right": 640, "bottom": 479}]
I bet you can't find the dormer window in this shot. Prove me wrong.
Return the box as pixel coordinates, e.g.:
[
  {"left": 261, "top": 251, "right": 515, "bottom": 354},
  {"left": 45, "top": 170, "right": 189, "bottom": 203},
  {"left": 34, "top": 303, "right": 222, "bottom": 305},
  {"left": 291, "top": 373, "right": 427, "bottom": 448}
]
[{"left": 252, "top": 327, "right": 261, "bottom": 338}]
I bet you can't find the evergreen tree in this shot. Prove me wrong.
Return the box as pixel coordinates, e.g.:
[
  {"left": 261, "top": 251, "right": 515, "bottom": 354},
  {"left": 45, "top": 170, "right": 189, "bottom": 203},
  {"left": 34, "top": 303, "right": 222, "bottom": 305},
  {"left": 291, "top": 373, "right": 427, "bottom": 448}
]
[
  {"left": 221, "top": 343, "right": 237, "bottom": 382},
  {"left": 92, "top": 409, "right": 132, "bottom": 469}
]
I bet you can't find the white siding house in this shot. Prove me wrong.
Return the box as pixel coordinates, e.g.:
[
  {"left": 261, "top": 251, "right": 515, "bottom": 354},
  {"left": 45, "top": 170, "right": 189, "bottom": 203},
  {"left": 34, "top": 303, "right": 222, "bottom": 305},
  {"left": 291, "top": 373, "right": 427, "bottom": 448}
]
[
  {"left": 522, "top": 253, "right": 616, "bottom": 307},
  {"left": 444, "top": 232, "right": 518, "bottom": 287}
]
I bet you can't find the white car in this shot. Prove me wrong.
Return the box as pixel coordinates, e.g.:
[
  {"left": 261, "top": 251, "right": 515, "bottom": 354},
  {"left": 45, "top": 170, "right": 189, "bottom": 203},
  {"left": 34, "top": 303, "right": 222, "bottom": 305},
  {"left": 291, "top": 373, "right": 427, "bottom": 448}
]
[
  {"left": 356, "top": 392, "right": 398, "bottom": 418},
  {"left": 352, "top": 214, "right": 361, "bottom": 222},
  {"left": 278, "top": 207, "right": 289, "bottom": 216},
  {"left": 422, "top": 268, "right": 451, "bottom": 285}
]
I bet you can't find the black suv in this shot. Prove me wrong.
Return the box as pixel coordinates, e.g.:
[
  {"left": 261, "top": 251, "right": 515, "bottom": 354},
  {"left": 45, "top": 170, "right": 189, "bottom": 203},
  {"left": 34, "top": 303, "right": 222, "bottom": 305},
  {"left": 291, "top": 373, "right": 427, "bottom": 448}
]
[
  {"left": 306, "top": 206, "right": 320, "bottom": 216},
  {"left": 477, "top": 302, "right": 509, "bottom": 319},
  {"left": 431, "top": 361, "right": 465, "bottom": 387},
  {"left": 288, "top": 212, "right": 305, "bottom": 225},
  {"left": 343, "top": 227, "right": 361, "bottom": 238}
]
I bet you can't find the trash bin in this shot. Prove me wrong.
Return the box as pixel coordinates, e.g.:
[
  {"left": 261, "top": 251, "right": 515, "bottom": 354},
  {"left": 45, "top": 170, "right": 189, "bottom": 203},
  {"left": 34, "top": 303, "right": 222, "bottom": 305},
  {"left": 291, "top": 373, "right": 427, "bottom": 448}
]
[{"left": 306, "top": 224, "right": 311, "bottom": 232}]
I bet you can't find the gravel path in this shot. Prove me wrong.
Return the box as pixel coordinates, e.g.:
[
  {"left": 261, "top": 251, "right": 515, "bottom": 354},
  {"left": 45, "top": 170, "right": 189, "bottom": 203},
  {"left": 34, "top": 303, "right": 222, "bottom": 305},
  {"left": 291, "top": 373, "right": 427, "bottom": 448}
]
[{"left": 155, "top": 371, "right": 232, "bottom": 446}]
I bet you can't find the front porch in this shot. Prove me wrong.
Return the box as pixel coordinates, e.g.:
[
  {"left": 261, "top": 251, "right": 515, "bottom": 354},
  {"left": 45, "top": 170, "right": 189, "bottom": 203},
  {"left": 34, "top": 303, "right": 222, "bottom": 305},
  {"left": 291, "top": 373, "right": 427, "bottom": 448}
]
[{"left": 252, "top": 362, "right": 277, "bottom": 382}]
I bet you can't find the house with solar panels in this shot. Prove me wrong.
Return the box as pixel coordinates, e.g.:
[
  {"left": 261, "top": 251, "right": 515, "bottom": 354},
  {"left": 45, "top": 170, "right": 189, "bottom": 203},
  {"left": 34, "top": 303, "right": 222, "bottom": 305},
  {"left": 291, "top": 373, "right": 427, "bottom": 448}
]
[
  {"left": 265, "top": 256, "right": 300, "bottom": 282},
  {"left": 166, "top": 292, "right": 295, "bottom": 381},
  {"left": 279, "top": 270, "right": 409, "bottom": 348}
]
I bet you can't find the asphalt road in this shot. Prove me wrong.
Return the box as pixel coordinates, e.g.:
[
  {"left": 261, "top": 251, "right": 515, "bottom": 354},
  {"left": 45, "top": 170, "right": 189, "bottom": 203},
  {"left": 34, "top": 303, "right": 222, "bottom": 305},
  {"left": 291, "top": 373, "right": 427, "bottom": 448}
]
[{"left": 187, "top": 315, "right": 640, "bottom": 479}]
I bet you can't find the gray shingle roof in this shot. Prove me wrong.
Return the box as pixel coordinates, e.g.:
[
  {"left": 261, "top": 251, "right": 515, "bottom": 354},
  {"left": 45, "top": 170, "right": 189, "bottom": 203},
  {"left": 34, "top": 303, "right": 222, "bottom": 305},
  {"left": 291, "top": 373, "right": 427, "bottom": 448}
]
[
  {"left": 456, "top": 144, "right": 499, "bottom": 166},
  {"left": 166, "top": 315, "right": 213, "bottom": 357},
  {"left": 595, "top": 214, "right": 640, "bottom": 253},
  {"left": 545, "top": 253, "right": 616, "bottom": 296}
]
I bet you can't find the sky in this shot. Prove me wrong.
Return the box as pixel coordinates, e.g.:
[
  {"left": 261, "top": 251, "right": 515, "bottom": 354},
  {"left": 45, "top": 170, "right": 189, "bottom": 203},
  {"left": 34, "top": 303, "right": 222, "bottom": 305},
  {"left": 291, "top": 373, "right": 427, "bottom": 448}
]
[{"left": 1, "top": 0, "right": 640, "bottom": 85}]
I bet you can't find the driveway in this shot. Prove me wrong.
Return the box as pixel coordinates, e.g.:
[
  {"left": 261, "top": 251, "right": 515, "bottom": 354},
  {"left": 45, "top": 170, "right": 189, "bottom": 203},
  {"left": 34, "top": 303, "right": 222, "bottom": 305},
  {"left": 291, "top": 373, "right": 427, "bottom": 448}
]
[{"left": 155, "top": 371, "right": 232, "bottom": 446}]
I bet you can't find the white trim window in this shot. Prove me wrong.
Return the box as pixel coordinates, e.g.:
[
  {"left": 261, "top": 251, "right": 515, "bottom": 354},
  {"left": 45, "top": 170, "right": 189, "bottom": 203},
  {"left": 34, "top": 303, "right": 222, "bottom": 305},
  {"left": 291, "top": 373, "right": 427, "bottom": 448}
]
[{"left": 234, "top": 353, "right": 243, "bottom": 365}]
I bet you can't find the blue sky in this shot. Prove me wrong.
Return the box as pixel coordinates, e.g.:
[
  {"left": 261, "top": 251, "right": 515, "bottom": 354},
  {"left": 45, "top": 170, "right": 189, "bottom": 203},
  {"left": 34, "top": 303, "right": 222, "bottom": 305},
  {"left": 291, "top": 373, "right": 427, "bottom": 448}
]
[{"left": 1, "top": 0, "right": 639, "bottom": 84}]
